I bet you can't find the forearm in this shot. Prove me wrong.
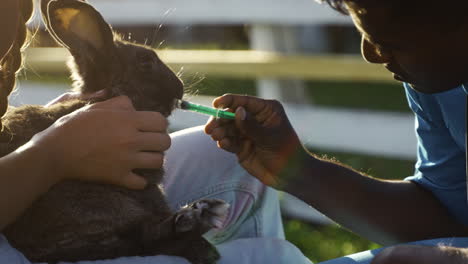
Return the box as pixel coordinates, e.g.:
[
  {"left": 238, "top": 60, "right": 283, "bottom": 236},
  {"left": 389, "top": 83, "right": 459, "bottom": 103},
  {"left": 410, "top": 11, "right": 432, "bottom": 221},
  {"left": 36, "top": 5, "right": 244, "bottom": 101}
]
[
  {"left": 372, "top": 245, "right": 468, "bottom": 264},
  {"left": 0, "top": 142, "right": 57, "bottom": 231},
  {"left": 204, "top": 94, "right": 468, "bottom": 243},
  {"left": 282, "top": 148, "right": 467, "bottom": 245}
]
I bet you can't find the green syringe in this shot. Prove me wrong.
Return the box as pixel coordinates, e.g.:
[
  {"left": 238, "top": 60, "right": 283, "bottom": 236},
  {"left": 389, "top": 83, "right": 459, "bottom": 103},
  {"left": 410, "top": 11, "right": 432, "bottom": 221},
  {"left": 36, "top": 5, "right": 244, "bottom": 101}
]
[{"left": 175, "top": 99, "right": 236, "bottom": 119}]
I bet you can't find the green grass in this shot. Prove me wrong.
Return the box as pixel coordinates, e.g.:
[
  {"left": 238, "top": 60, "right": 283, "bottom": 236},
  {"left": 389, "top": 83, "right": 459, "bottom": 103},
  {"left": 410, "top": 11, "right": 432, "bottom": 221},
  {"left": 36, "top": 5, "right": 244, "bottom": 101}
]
[{"left": 284, "top": 220, "right": 381, "bottom": 263}]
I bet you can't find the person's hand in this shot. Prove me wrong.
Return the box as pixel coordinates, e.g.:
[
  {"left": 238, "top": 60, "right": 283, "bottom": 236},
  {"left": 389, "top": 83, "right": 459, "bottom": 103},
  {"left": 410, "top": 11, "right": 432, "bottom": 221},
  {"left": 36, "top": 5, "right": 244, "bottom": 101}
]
[
  {"left": 204, "top": 94, "right": 304, "bottom": 187},
  {"left": 371, "top": 245, "right": 468, "bottom": 264},
  {"left": 24, "top": 95, "right": 170, "bottom": 190},
  {"left": 45, "top": 89, "right": 107, "bottom": 107}
]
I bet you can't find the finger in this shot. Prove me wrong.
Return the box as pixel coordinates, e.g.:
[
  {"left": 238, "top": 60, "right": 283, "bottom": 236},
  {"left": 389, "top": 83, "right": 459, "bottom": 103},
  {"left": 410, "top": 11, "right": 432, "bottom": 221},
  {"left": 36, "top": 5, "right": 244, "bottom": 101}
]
[
  {"left": 204, "top": 116, "right": 219, "bottom": 134},
  {"left": 218, "top": 138, "right": 240, "bottom": 154},
  {"left": 135, "top": 132, "right": 171, "bottom": 152},
  {"left": 213, "top": 94, "right": 267, "bottom": 115},
  {"left": 91, "top": 96, "right": 135, "bottom": 111},
  {"left": 45, "top": 92, "right": 78, "bottom": 107},
  {"left": 135, "top": 111, "right": 169, "bottom": 132},
  {"left": 210, "top": 127, "right": 228, "bottom": 141},
  {"left": 234, "top": 106, "right": 264, "bottom": 139},
  {"left": 237, "top": 139, "right": 254, "bottom": 163},
  {"left": 132, "top": 152, "right": 165, "bottom": 169},
  {"left": 119, "top": 172, "right": 148, "bottom": 190},
  {"left": 235, "top": 106, "right": 247, "bottom": 135},
  {"left": 79, "top": 89, "right": 108, "bottom": 101},
  {"left": 205, "top": 116, "right": 230, "bottom": 133},
  {"left": 218, "top": 138, "right": 231, "bottom": 151},
  {"left": 235, "top": 106, "right": 247, "bottom": 121}
]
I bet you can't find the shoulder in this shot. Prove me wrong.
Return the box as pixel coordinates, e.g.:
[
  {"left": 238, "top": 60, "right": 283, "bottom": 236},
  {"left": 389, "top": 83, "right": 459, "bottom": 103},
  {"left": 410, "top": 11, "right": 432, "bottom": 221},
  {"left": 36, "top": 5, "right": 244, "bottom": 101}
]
[{"left": 404, "top": 83, "right": 465, "bottom": 124}]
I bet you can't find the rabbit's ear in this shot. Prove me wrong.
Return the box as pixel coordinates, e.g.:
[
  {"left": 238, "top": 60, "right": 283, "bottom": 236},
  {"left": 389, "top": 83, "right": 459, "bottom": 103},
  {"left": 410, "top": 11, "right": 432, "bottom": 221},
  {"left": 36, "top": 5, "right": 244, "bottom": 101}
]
[{"left": 42, "top": 0, "right": 114, "bottom": 56}]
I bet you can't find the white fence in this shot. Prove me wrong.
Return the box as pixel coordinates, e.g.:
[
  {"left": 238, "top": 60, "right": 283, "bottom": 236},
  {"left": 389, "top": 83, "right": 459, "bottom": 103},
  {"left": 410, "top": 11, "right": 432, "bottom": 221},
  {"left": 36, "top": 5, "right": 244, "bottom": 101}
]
[{"left": 65, "top": 0, "right": 352, "bottom": 25}]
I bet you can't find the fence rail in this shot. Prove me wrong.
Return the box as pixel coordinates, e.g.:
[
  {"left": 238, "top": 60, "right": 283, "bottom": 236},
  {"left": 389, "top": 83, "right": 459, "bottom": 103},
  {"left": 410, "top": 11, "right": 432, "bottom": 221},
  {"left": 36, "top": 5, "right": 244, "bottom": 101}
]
[{"left": 25, "top": 48, "right": 394, "bottom": 82}]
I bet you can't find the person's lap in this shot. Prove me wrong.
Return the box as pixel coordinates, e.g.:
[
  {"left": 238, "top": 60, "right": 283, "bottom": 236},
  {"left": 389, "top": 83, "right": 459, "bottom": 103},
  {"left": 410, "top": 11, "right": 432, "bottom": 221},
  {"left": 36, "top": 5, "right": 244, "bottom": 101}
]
[{"left": 0, "top": 126, "right": 304, "bottom": 264}]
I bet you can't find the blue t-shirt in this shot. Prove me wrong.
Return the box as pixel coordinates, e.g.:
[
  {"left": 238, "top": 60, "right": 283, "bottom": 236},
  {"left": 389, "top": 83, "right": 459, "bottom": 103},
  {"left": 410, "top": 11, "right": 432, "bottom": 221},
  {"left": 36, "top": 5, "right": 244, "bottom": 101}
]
[{"left": 404, "top": 82, "right": 468, "bottom": 224}]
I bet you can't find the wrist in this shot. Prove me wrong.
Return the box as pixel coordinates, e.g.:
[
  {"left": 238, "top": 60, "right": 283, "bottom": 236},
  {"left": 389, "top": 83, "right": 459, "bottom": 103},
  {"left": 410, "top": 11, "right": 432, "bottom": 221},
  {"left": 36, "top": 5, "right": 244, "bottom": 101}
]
[
  {"left": 279, "top": 147, "right": 321, "bottom": 193},
  {"left": 0, "top": 137, "right": 61, "bottom": 229},
  {"left": 14, "top": 135, "right": 63, "bottom": 187}
]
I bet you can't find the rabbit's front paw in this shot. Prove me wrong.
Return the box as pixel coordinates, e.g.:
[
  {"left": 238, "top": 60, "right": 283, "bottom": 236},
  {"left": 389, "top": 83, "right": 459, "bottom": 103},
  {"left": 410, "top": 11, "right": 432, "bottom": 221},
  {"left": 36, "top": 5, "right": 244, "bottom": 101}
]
[{"left": 175, "top": 199, "right": 229, "bottom": 234}]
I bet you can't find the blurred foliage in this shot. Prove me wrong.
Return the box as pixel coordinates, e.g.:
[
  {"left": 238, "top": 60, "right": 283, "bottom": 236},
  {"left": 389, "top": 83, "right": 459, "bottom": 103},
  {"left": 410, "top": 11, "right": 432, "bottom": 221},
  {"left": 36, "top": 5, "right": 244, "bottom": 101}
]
[{"left": 284, "top": 220, "right": 381, "bottom": 263}]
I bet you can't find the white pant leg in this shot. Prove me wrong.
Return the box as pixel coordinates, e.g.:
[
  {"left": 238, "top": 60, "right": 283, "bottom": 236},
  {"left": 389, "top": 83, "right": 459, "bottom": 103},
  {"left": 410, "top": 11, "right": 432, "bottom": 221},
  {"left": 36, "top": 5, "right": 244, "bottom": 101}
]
[
  {"left": 217, "top": 238, "right": 313, "bottom": 264},
  {"left": 0, "top": 235, "right": 31, "bottom": 264},
  {"left": 163, "top": 126, "right": 285, "bottom": 243}
]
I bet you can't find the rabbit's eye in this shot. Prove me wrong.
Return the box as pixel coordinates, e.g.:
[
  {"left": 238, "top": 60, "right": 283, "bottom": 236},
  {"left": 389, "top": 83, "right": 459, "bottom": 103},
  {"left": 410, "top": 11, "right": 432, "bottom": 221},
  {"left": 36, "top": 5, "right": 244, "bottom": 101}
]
[
  {"left": 139, "top": 61, "right": 153, "bottom": 72},
  {"left": 137, "top": 54, "right": 155, "bottom": 72}
]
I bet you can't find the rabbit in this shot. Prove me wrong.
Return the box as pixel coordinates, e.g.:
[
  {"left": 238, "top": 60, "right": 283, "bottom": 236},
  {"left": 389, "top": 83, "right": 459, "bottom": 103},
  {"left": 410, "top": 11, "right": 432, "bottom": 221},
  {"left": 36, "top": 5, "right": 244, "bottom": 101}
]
[{"left": 1, "top": 0, "right": 229, "bottom": 263}]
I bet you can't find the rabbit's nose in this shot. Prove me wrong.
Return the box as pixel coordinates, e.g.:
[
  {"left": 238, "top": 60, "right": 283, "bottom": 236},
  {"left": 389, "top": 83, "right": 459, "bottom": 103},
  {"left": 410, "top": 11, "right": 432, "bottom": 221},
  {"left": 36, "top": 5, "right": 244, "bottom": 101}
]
[{"left": 174, "top": 78, "right": 184, "bottom": 99}]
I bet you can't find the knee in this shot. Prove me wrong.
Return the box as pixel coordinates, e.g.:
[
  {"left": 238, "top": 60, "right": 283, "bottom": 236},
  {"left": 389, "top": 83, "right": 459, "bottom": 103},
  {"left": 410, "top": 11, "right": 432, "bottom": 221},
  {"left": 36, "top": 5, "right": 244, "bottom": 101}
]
[
  {"left": 263, "top": 239, "right": 311, "bottom": 263},
  {"left": 372, "top": 245, "right": 425, "bottom": 264},
  {"left": 217, "top": 238, "right": 310, "bottom": 263}
]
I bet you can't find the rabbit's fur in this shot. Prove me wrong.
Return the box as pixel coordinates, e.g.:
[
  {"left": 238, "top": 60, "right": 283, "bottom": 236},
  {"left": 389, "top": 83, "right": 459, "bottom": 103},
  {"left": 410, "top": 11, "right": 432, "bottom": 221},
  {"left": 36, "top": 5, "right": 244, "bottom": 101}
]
[{"left": 1, "top": 1, "right": 228, "bottom": 263}]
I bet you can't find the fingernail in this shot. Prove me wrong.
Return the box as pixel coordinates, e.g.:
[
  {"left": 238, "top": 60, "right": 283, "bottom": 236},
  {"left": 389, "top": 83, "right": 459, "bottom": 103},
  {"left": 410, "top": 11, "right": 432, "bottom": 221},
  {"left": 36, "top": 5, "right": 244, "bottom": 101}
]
[
  {"left": 216, "top": 102, "right": 226, "bottom": 109},
  {"left": 236, "top": 107, "right": 246, "bottom": 121},
  {"left": 213, "top": 97, "right": 223, "bottom": 108}
]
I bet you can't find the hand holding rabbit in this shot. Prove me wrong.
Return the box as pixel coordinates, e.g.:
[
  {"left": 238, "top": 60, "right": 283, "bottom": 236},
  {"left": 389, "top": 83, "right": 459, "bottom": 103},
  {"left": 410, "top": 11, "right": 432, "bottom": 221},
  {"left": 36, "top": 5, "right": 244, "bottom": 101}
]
[{"left": 30, "top": 95, "right": 171, "bottom": 190}]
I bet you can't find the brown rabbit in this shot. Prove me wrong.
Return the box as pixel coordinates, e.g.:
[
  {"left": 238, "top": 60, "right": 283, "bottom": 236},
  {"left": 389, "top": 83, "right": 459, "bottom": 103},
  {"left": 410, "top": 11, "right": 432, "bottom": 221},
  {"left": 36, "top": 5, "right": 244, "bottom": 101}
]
[{"left": 1, "top": 0, "right": 228, "bottom": 263}]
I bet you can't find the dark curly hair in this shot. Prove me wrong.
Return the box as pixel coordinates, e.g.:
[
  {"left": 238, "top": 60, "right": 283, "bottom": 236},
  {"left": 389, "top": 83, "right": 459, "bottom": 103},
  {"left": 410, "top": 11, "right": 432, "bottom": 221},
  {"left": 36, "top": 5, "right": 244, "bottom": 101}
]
[
  {"left": 318, "top": 0, "right": 348, "bottom": 14},
  {"left": 320, "top": 0, "right": 468, "bottom": 16},
  {"left": 318, "top": 0, "right": 468, "bottom": 32},
  {"left": 0, "top": 0, "right": 34, "bottom": 131}
]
